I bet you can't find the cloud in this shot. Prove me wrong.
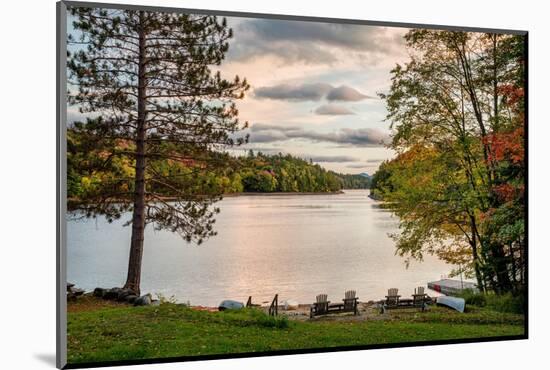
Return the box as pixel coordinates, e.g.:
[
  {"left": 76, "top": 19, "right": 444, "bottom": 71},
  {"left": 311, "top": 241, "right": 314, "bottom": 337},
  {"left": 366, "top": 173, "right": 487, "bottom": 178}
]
[
  {"left": 314, "top": 104, "right": 355, "bottom": 115},
  {"left": 248, "top": 123, "right": 390, "bottom": 147},
  {"left": 254, "top": 83, "right": 371, "bottom": 103},
  {"left": 227, "top": 18, "right": 406, "bottom": 65},
  {"left": 254, "top": 83, "right": 332, "bottom": 101},
  {"left": 346, "top": 163, "right": 369, "bottom": 168},
  {"left": 326, "top": 86, "right": 374, "bottom": 101},
  {"left": 366, "top": 158, "right": 385, "bottom": 163},
  {"left": 306, "top": 155, "right": 359, "bottom": 163}
]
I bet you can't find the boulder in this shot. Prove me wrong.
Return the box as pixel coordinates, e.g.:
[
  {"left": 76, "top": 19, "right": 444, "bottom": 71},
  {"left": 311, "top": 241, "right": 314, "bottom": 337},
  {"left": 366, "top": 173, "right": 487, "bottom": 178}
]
[
  {"left": 117, "top": 288, "right": 136, "bottom": 302},
  {"left": 134, "top": 293, "right": 152, "bottom": 306},
  {"left": 93, "top": 288, "right": 105, "bottom": 297},
  {"left": 70, "top": 288, "right": 85, "bottom": 296},
  {"left": 218, "top": 300, "right": 244, "bottom": 311},
  {"left": 103, "top": 287, "right": 123, "bottom": 300},
  {"left": 124, "top": 295, "right": 138, "bottom": 304}
]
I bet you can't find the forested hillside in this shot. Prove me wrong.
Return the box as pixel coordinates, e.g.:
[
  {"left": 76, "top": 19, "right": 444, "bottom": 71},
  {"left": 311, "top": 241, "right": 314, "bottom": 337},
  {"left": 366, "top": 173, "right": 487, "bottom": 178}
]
[{"left": 68, "top": 136, "right": 369, "bottom": 204}]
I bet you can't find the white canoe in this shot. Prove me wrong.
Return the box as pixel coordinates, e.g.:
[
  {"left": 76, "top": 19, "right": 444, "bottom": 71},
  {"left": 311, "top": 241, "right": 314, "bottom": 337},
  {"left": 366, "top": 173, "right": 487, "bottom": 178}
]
[
  {"left": 218, "top": 300, "right": 244, "bottom": 311},
  {"left": 436, "top": 296, "right": 465, "bottom": 313}
]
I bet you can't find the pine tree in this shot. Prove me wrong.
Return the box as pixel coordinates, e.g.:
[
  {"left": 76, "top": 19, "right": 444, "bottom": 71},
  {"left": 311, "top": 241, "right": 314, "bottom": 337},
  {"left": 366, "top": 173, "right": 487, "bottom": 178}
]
[{"left": 67, "top": 7, "right": 249, "bottom": 294}]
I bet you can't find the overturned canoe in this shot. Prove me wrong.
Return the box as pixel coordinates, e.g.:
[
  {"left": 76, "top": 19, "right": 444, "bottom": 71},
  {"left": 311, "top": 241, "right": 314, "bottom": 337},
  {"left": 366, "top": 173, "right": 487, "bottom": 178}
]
[
  {"left": 218, "top": 300, "right": 244, "bottom": 311},
  {"left": 436, "top": 296, "right": 465, "bottom": 313}
]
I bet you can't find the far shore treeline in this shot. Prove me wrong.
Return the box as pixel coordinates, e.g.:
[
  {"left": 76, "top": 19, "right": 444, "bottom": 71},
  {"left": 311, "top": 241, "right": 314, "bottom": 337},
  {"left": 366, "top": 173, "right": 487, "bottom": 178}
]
[{"left": 68, "top": 139, "right": 370, "bottom": 202}]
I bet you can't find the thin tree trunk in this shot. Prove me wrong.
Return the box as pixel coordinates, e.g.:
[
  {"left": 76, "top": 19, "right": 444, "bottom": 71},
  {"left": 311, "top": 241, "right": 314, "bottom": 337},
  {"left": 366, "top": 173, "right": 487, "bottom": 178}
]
[
  {"left": 124, "top": 11, "right": 147, "bottom": 295},
  {"left": 493, "top": 34, "right": 499, "bottom": 131},
  {"left": 490, "top": 242, "right": 513, "bottom": 293},
  {"left": 470, "top": 215, "right": 485, "bottom": 292}
]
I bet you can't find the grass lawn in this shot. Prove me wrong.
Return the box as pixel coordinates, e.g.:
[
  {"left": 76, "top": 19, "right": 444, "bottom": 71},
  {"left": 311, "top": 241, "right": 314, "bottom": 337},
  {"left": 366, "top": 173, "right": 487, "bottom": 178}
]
[{"left": 67, "top": 297, "right": 525, "bottom": 364}]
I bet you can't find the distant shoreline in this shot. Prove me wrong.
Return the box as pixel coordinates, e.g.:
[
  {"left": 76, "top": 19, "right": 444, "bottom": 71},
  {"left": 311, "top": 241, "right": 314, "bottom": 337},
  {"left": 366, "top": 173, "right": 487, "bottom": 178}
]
[
  {"left": 68, "top": 189, "right": 370, "bottom": 206},
  {"left": 222, "top": 190, "right": 347, "bottom": 197}
]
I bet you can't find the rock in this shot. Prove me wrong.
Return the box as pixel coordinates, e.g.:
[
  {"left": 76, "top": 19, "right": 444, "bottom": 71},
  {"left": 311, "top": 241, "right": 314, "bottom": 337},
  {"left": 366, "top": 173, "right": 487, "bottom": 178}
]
[
  {"left": 117, "top": 288, "right": 136, "bottom": 302},
  {"left": 67, "top": 282, "right": 75, "bottom": 290},
  {"left": 103, "top": 287, "right": 123, "bottom": 300},
  {"left": 71, "top": 288, "right": 85, "bottom": 296},
  {"left": 124, "top": 295, "right": 138, "bottom": 304},
  {"left": 218, "top": 300, "right": 244, "bottom": 311},
  {"left": 93, "top": 288, "right": 105, "bottom": 297},
  {"left": 151, "top": 299, "right": 160, "bottom": 306},
  {"left": 134, "top": 293, "right": 152, "bottom": 306}
]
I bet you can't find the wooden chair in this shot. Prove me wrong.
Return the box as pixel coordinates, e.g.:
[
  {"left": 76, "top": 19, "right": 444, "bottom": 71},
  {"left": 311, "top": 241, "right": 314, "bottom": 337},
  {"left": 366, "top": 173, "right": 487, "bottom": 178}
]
[
  {"left": 268, "top": 294, "right": 278, "bottom": 316},
  {"left": 310, "top": 294, "right": 330, "bottom": 318},
  {"left": 343, "top": 290, "right": 359, "bottom": 315},
  {"left": 310, "top": 291, "right": 360, "bottom": 317},
  {"left": 412, "top": 287, "right": 428, "bottom": 311},
  {"left": 385, "top": 288, "right": 400, "bottom": 306},
  {"left": 380, "top": 288, "right": 401, "bottom": 313}
]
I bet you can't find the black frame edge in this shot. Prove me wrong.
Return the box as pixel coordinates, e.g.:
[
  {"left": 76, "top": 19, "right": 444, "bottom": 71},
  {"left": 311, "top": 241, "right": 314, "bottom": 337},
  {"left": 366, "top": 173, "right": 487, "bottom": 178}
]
[
  {"left": 57, "top": 1, "right": 68, "bottom": 369},
  {"left": 61, "top": 0, "right": 527, "bottom": 35}
]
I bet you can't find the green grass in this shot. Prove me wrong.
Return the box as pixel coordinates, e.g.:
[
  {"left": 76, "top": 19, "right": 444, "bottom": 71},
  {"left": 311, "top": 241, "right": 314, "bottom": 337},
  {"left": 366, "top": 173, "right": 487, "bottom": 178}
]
[{"left": 67, "top": 301, "right": 525, "bottom": 364}]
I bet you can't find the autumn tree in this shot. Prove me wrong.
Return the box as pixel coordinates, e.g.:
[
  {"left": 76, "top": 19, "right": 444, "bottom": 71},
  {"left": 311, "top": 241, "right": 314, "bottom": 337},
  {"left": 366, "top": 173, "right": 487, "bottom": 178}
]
[
  {"left": 67, "top": 7, "right": 249, "bottom": 294},
  {"left": 377, "top": 30, "right": 525, "bottom": 293}
]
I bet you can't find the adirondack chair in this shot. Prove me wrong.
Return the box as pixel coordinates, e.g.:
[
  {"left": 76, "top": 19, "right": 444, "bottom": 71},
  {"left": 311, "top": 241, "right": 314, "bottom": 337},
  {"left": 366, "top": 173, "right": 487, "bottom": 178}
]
[
  {"left": 343, "top": 290, "right": 359, "bottom": 315},
  {"left": 385, "top": 288, "right": 400, "bottom": 306},
  {"left": 380, "top": 288, "right": 400, "bottom": 313},
  {"left": 412, "top": 287, "right": 428, "bottom": 310},
  {"left": 310, "top": 294, "right": 330, "bottom": 318}
]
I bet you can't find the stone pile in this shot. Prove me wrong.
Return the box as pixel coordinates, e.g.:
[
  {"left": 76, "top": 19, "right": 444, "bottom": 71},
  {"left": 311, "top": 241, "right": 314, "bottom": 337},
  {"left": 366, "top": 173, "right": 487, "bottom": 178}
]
[
  {"left": 93, "top": 287, "right": 157, "bottom": 306},
  {"left": 67, "top": 282, "right": 85, "bottom": 301}
]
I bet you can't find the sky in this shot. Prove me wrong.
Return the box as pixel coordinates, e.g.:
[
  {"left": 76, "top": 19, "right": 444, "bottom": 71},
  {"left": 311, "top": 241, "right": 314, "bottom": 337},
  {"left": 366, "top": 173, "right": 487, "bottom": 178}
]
[
  {"left": 216, "top": 16, "right": 410, "bottom": 174},
  {"left": 67, "top": 13, "right": 411, "bottom": 175}
]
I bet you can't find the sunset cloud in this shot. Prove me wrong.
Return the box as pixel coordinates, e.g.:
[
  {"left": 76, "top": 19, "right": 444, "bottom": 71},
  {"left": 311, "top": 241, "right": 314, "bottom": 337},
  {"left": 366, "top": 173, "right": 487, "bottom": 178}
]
[
  {"left": 314, "top": 104, "right": 355, "bottom": 115},
  {"left": 228, "top": 18, "right": 406, "bottom": 65},
  {"left": 248, "top": 124, "right": 390, "bottom": 147},
  {"left": 326, "top": 85, "right": 374, "bottom": 101},
  {"left": 254, "top": 83, "right": 332, "bottom": 101},
  {"left": 255, "top": 83, "right": 371, "bottom": 103},
  {"left": 306, "top": 155, "right": 359, "bottom": 163}
]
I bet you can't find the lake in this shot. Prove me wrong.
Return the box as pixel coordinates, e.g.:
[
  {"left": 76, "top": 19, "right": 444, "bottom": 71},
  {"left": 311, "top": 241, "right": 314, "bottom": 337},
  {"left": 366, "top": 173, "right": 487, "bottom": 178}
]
[{"left": 67, "top": 189, "right": 452, "bottom": 306}]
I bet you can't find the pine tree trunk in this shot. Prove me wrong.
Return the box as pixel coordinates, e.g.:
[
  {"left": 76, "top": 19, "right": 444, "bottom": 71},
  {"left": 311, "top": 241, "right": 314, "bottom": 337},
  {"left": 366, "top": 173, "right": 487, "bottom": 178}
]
[{"left": 124, "top": 11, "right": 147, "bottom": 295}]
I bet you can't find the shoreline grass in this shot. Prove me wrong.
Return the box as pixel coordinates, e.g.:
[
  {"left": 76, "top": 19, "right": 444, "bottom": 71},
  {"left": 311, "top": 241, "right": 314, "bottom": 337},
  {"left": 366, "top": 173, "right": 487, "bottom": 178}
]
[{"left": 67, "top": 298, "right": 525, "bottom": 364}]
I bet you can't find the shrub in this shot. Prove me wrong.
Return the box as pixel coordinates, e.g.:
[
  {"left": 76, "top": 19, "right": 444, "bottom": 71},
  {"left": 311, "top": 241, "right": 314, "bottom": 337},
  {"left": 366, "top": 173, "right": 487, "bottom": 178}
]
[
  {"left": 222, "top": 308, "right": 290, "bottom": 329},
  {"left": 485, "top": 292, "right": 524, "bottom": 314},
  {"left": 458, "top": 289, "right": 525, "bottom": 314},
  {"left": 459, "top": 289, "right": 487, "bottom": 307}
]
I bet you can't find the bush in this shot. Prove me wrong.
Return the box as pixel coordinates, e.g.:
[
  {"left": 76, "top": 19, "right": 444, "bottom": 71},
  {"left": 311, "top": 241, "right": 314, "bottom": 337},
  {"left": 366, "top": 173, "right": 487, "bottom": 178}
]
[
  {"left": 459, "top": 289, "right": 487, "bottom": 307},
  {"left": 222, "top": 308, "right": 290, "bottom": 329},
  {"left": 458, "top": 289, "right": 524, "bottom": 314},
  {"left": 485, "top": 292, "right": 524, "bottom": 314}
]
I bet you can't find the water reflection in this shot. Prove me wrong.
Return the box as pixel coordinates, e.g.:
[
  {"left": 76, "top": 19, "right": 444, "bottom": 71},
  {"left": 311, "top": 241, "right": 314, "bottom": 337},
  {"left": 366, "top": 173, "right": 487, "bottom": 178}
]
[{"left": 67, "top": 190, "right": 452, "bottom": 306}]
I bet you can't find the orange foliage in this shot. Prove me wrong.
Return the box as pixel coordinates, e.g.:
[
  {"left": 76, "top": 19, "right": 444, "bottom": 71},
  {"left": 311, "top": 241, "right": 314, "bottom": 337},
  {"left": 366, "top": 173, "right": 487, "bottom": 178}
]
[
  {"left": 497, "top": 84, "right": 524, "bottom": 107},
  {"left": 484, "top": 127, "right": 524, "bottom": 165}
]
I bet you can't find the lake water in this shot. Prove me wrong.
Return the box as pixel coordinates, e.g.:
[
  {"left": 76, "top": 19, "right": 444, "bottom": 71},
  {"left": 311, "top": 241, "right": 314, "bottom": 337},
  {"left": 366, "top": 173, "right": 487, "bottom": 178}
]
[{"left": 67, "top": 189, "right": 452, "bottom": 306}]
